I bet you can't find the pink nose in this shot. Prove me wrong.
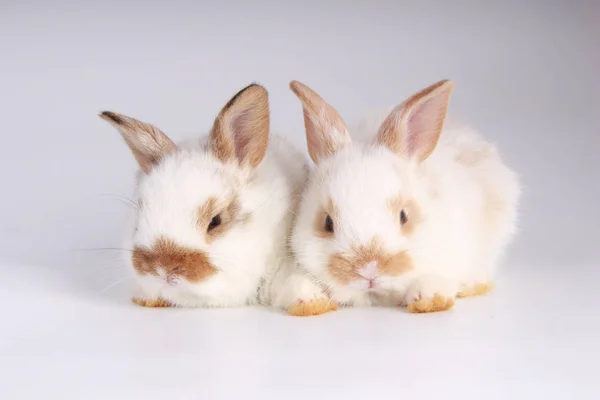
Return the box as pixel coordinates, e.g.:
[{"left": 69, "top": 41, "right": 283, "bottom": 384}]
[
  {"left": 165, "top": 275, "right": 177, "bottom": 285},
  {"left": 358, "top": 261, "right": 379, "bottom": 280}
]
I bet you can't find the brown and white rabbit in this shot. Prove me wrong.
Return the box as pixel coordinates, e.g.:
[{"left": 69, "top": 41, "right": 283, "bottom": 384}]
[
  {"left": 271, "top": 79, "right": 520, "bottom": 315},
  {"left": 100, "top": 84, "right": 308, "bottom": 308}
]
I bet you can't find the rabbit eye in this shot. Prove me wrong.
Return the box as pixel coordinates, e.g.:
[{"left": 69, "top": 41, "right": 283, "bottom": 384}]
[
  {"left": 400, "top": 210, "right": 408, "bottom": 225},
  {"left": 208, "top": 214, "right": 222, "bottom": 232},
  {"left": 324, "top": 215, "right": 334, "bottom": 233}
]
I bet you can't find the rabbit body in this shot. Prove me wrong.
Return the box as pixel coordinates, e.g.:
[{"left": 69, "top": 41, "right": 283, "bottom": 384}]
[
  {"left": 102, "top": 84, "right": 308, "bottom": 308},
  {"left": 127, "top": 134, "right": 307, "bottom": 307},
  {"left": 272, "top": 80, "right": 520, "bottom": 314}
]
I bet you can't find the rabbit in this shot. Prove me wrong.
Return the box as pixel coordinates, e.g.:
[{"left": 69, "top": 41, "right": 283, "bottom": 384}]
[
  {"left": 271, "top": 79, "right": 520, "bottom": 316},
  {"left": 99, "top": 83, "right": 309, "bottom": 308}
]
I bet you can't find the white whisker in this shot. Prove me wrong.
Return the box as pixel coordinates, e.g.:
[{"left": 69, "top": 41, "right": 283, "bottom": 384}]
[{"left": 100, "top": 276, "right": 133, "bottom": 293}]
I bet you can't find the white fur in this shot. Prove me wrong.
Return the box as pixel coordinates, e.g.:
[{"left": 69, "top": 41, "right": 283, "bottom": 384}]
[
  {"left": 273, "top": 111, "right": 520, "bottom": 310},
  {"left": 123, "top": 134, "right": 308, "bottom": 307}
]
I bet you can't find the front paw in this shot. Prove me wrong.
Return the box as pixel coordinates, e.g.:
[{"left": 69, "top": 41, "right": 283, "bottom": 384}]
[
  {"left": 456, "top": 282, "right": 493, "bottom": 298},
  {"left": 405, "top": 277, "right": 456, "bottom": 314},
  {"left": 407, "top": 295, "right": 454, "bottom": 313},
  {"left": 287, "top": 297, "right": 338, "bottom": 317},
  {"left": 132, "top": 297, "right": 174, "bottom": 308},
  {"left": 274, "top": 273, "right": 338, "bottom": 317}
]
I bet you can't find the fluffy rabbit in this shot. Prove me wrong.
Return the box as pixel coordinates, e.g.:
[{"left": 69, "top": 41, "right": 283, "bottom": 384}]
[
  {"left": 100, "top": 84, "right": 308, "bottom": 308},
  {"left": 272, "top": 79, "right": 520, "bottom": 316}
]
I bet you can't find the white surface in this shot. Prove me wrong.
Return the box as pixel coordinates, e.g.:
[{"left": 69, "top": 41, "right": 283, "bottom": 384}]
[
  {"left": 1, "top": 1, "right": 599, "bottom": 399},
  {"left": 2, "top": 265, "right": 599, "bottom": 399}
]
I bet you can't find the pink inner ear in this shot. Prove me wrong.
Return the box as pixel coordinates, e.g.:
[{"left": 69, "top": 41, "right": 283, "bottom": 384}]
[
  {"left": 231, "top": 109, "right": 252, "bottom": 161},
  {"left": 304, "top": 115, "right": 325, "bottom": 159},
  {"left": 404, "top": 95, "right": 445, "bottom": 158},
  {"left": 405, "top": 103, "right": 427, "bottom": 155}
]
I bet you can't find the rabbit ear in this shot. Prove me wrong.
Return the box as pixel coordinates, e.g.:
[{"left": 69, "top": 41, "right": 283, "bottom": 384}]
[
  {"left": 376, "top": 80, "right": 455, "bottom": 162},
  {"left": 100, "top": 111, "right": 177, "bottom": 174},
  {"left": 210, "top": 83, "right": 270, "bottom": 169},
  {"left": 289, "top": 80, "right": 351, "bottom": 164}
]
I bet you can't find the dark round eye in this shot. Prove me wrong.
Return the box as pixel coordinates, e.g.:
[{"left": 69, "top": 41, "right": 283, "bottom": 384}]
[
  {"left": 208, "top": 214, "right": 222, "bottom": 232},
  {"left": 400, "top": 210, "right": 408, "bottom": 225},
  {"left": 324, "top": 215, "right": 334, "bottom": 233}
]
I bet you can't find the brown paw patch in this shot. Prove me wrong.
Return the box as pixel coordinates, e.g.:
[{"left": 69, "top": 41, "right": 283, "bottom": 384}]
[
  {"left": 407, "top": 294, "right": 454, "bottom": 313},
  {"left": 131, "top": 297, "right": 173, "bottom": 308},
  {"left": 456, "top": 282, "right": 493, "bottom": 299},
  {"left": 287, "top": 298, "right": 338, "bottom": 317}
]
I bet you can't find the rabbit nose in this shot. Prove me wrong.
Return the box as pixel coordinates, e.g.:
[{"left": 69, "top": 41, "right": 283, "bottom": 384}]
[
  {"left": 357, "top": 261, "right": 379, "bottom": 280},
  {"left": 165, "top": 275, "right": 179, "bottom": 285}
]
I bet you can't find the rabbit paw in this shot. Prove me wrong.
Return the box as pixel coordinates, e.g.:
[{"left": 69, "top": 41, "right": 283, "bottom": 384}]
[
  {"left": 131, "top": 297, "right": 173, "bottom": 308},
  {"left": 405, "top": 277, "right": 456, "bottom": 313},
  {"left": 287, "top": 297, "right": 338, "bottom": 317},
  {"left": 456, "top": 282, "right": 493, "bottom": 298},
  {"left": 279, "top": 275, "right": 337, "bottom": 317}
]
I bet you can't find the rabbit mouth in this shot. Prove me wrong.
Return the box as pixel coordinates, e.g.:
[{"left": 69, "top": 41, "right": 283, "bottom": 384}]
[{"left": 132, "top": 237, "right": 218, "bottom": 283}]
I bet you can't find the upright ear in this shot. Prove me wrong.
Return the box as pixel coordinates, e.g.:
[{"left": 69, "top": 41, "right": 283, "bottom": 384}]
[
  {"left": 99, "top": 111, "right": 177, "bottom": 174},
  {"left": 210, "top": 83, "right": 270, "bottom": 169},
  {"left": 289, "top": 80, "right": 351, "bottom": 164},
  {"left": 376, "top": 80, "right": 455, "bottom": 162}
]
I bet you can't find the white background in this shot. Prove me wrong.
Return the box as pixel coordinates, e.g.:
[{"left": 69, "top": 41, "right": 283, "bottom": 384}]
[{"left": 1, "top": 1, "right": 599, "bottom": 399}]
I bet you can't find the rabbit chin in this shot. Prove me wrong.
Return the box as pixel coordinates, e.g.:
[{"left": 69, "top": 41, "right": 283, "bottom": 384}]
[
  {"left": 324, "top": 274, "right": 411, "bottom": 307},
  {"left": 132, "top": 272, "right": 258, "bottom": 308}
]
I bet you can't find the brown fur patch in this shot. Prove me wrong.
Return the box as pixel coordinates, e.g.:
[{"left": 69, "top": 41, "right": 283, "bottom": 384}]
[
  {"left": 210, "top": 84, "right": 270, "bottom": 168},
  {"left": 287, "top": 298, "right": 338, "bottom": 317},
  {"left": 99, "top": 111, "right": 177, "bottom": 174},
  {"left": 387, "top": 195, "right": 423, "bottom": 236},
  {"left": 131, "top": 297, "right": 174, "bottom": 308},
  {"left": 376, "top": 80, "right": 454, "bottom": 162},
  {"left": 407, "top": 294, "right": 454, "bottom": 313},
  {"left": 328, "top": 239, "right": 414, "bottom": 285},
  {"left": 456, "top": 282, "right": 493, "bottom": 298},
  {"left": 378, "top": 250, "right": 414, "bottom": 276},
  {"left": 196, "top": 196, "right": 241, "bottom": 243},
  {"left": 328, "top": 255, "right": 357, "bottom": 285},
  {"left": 132, "top": 237, "right": 217, "bottom": 283},
  {"left": 289, "top": 80, "right": 350, "bottom": 164}
]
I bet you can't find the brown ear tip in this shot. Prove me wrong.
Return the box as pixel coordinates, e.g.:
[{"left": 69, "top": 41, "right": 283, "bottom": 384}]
[
  {"left": 246, "top": 82, "right": 268, "bottom": 94},
  {"left": 289, "top": 81, "right": 313, "bottom": 100},
  {"left": 223, "top": 83, "right": 268, "bottom": 110},
  {"left": 245, "top": 84, "right": 269, "bottom": 102},
  {"left": 99, "top": 111, "right": 124, "bottom": 125},
  {"left": 439, "top": 79, "right": 456, "bottom": 90},
  {"left": 289, "top": 80, "right": 303, "bottom": 93}
]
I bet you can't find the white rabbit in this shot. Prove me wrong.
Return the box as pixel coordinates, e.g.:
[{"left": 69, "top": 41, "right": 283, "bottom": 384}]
[
  {"left": 272, "top": 79, "right": 520, "bottom": 316},
  {"left": 100, "top": 83, "right": 308, "bottom": 308}
]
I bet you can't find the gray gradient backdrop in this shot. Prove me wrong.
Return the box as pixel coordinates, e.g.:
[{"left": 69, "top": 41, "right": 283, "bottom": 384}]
[{"left": 0, "top": 0, "right": 598, "bottom": 276}]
